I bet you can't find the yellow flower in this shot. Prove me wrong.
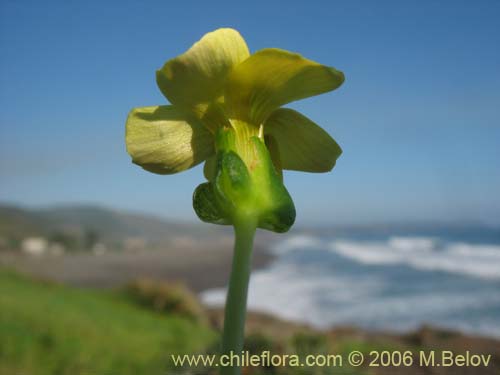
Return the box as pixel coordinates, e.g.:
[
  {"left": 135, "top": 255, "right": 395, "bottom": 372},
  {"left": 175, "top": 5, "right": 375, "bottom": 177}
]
[{"left": 126, "top": 28, "right": 344, "bottom": 232}]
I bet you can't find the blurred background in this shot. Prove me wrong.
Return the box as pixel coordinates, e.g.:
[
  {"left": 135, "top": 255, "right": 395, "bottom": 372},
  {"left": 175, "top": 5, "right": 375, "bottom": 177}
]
[{"left": 1, "top": 1, "right": 499, "bottom": 374}]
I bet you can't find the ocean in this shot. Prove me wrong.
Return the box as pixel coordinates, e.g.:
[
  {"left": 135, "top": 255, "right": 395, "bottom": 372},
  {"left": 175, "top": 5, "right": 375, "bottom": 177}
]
[{"left": 202, "top": 229, "right": 500, "bottom": 338}]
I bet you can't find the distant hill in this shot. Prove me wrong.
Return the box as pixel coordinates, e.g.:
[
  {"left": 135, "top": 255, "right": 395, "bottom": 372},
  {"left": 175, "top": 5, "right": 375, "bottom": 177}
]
[{"left": 0, "top": 203, "right": 221, "bottom": 244}]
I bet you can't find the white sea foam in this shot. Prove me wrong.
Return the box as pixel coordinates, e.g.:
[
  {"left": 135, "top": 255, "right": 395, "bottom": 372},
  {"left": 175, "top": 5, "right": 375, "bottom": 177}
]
[
  {"left": 329, "top": 237, "right": 500, "bottom": 280},
  {"left": 270, "top": 234, "right": 323, "bottom": 255},
  {"left": 201, "top": 234, "right": 500, "bottom": 338},
  {"left": 388, "top": 236, "right": 436, "bottom": 252},
  {"left": 202, "top": 261, "right": 386, "bottom": 326},
  {"left": 202, "top": 262, "right": 500, "bottom": 336}
]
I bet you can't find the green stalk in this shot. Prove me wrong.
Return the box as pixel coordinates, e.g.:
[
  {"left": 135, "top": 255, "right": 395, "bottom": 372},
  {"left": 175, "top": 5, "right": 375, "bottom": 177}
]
[{"left": 220, "top": 217, "right": 257, "bottom": 375}]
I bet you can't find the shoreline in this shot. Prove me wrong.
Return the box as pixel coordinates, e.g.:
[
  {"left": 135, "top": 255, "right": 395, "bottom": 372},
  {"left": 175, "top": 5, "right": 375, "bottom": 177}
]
[
  {"left": 3, "top": 235, "right": 499, "bottom": 345},
  {"left": 3, "top": 247, "right": 499, "bottom": 345},
  {"left": 0, "top": 234, "right": 276, "bottom": 293}
]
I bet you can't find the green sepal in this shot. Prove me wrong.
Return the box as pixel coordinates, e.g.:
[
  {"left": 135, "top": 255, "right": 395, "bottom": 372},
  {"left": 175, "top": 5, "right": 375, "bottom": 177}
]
[
  {"left": 192, "top": 182, "right": 229, "bottom": 225},
  {"left": 192, "top": 127, "right": 295, "bottom": 233},
  {"left": 203, "top": 156, "right": 217, "bottom": 181},
  {"left": 249, "top": 137, "right": 295, "bottom": 233},
  {"left": 214, "top": 150, "right": 254, "bottom": 214},
  {"left": 214, "top": 126, "right": 238, "bottom": 153}
]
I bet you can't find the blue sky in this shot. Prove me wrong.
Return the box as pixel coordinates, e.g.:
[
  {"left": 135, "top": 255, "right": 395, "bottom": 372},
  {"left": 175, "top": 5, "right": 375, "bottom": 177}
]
[{"left": 1, "top": 0, "right": 499, "bottom": 226}]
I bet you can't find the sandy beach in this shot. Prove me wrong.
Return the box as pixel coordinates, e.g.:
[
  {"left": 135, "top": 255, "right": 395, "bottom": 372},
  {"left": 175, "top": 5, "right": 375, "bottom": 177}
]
[{"left": 0, "top": 234, "right": 274, "bottom": 293}]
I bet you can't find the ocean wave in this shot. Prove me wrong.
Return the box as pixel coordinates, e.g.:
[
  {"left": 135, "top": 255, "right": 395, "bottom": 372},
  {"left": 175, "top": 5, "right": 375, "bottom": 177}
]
[
  {"left": 201, "top": 258, "right": 500, "bottom": 337},
  {"left": 270, "top": 234, "right": 323, "bottom": 255},
  {"left": 202, "top": 262, "right": 387, "bottom": 326},
  {"left": 329, "top": 237, "right": 500, "bottom": 280},
  {"left": 201, "top": 234, "right": 500, "bottom": 338}
]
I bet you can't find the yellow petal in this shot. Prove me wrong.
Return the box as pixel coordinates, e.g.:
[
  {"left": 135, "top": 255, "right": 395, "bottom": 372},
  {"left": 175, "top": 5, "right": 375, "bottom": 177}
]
[
  {"left": 264, "top": 134, "right": 283, "bottom": 180},
  {"left": 156, "top": 28, "right": 250, "bottom": 107},
  {"left": 126, "top": 106, "right": 214, "bottom": 174},
  {"left": 225, "top": 48, "right": 344, "bottom": 124},
  {"left": 264, "top": 108, "right": 342, "bottom": 173}
]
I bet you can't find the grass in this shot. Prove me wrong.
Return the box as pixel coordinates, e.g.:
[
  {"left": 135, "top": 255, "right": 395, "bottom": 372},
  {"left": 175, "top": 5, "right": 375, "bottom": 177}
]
[
  {"left": 0, "top": 267, "right": 397, "bottom": 375},
  {"left": 0, "top": 268, "right": 216, "bottom": 375}
]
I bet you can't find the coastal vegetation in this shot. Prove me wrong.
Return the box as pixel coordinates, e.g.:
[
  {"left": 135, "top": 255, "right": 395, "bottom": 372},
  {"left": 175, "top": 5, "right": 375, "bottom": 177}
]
[{"left": 2, "top": 268, "right": 498, "bottom": 375}]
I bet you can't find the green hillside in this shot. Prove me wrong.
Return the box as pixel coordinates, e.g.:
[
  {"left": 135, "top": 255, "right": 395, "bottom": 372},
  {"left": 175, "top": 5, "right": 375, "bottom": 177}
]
[
  {"left": 0, "top": 269, "right": 371, "bottom": 375},
  {"left": 0, "top": 269, "right": 215, "bottom": 375}
]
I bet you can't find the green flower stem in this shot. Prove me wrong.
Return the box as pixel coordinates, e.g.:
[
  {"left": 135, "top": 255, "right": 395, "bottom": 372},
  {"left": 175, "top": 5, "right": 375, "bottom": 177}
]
[{"left": 221, "top": 216, "right": 257, "bottom": 375}]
